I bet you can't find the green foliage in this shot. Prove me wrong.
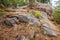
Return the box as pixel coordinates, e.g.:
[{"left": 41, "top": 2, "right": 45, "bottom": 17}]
[
  {"left": 55, "top": 6, "right": 60, "bottom": 11},
  {"left": 0, "top": 9, "right": 3, "bottom": 12},
  {"left": 53, "top": 11, "right": 60, "bottom": 24},
  {"left": 53, "top": 2, "right": 60, "bottom": 24},
  {"left": 29, "top": 0, "right": 35, "bottom": 2},
  {"left": 35, "top": 11, "right": 41, "bottom": 18},
  {"left": 0, "top": 9, "right": 3, "bottom": 16},
  {"left": 18, "top": 0, "right": 27, "bottom": 6},
  {"left": 32, "top": 11, "right": 41, "bottom": 18},
  {"left": 1, "top": 0, "right": 27, "bottom": 8},
  {"left": 37, "top": 0, "right": 50, "bottom": 3}
]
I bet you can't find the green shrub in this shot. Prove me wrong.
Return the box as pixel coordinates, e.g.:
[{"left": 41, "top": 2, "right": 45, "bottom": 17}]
[
  {"left": 35, "top": 11, "right": 41, "bottom": 18},
  {"left": 53, "top": 11, "right": 60, "bottom": 24},
  {"left": 32, "top": 11, "right": 41, "bottom": 18},
  {"left": 1, "top": 0, "right": 27, "bottom": 8}
]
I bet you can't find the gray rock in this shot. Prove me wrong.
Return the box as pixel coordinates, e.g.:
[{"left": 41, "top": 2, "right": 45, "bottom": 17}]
[
  {"left": 40, "top": 18, "right": 56, "bottom": 29},
  {"left": 16, "top": 14, "right": 41, "bottom": 27},
  {"left": 4, "top": 18, "right": 18, "bottom": 27},
  {"left": 16, "top": 15, "right": 29, "bottom": 23},
  {"left": 41, "top": 26, "right": 58, "bottom": 37},
  {"left": 29, "top": 20, "right": 40, "bottom": 27},
  {"left": 4, "top": 20, "right": 13, "bottom": 26},
  {"left": 26, "top": 14, "right": 41, "bottom": 27},
  {"left": 40, "top": 18, "right": 59, "bottom": 37},
  {"left": 4, "top": 14, "right": 41, "bottom": 27},
  {"left": 41, "top": 12, "right": 48, "bottom": 18},
  {"left": 17, "top": 35, "right": 29, "bottom": 40}
]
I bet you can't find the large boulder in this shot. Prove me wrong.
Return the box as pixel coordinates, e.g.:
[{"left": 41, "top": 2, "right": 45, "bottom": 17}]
[
  {"left": 16, "top": 14, "right": 29, "bottom": 23},
  {"left": 4, "top": 14, "right": 41, "bottom": 27},
  {"left": 16, "top": 14, "right": 41, "bottom": 27}
]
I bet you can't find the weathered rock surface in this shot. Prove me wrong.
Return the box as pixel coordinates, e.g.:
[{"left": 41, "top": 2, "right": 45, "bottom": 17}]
[
  {"left": 4, "top": 18, "right": 18, "bottom": 27},
  {"left": 41, "top": 26, "right": 58, "bottom": 37},
  {"left": 16, "top": 15, "right": 29, "bottom": 23},
  {"left": 26, "top": 14, "right": 41, "bottom": 27},
  {"left": 3, "top": 14, "right": 41, "bottom": 27},
  {"left": 17, "top": 35, "right": 29, "bottom": 40},
  {"left": 16, "top": 14, "right": 41, "bottom": 27},
  {"left": 41, "top": 12, "right": 48, "bottom": 18},
  {"left": 40, "top": 18, "right": 59, "bottom": 37},
  {"left": 40, "top": 18, "right": 56, "bottom": 29}
]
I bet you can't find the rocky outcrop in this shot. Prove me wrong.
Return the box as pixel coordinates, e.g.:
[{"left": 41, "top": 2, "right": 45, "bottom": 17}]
[{"left": 3, "top": 14, "right": 41, "bottom": 27}]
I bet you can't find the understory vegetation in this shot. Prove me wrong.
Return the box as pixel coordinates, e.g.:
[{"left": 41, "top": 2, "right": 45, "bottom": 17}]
[
  {"left": 53, "top": 10, "right": 60, "bottom": 24},
  {"left": 0, "top": 0, "right": 27, "bottom": 8}
]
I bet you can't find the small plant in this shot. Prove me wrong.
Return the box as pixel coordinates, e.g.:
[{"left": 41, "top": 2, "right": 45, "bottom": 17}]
[{"left": 34, "top": 11, "right": 41, "bottom": 18}]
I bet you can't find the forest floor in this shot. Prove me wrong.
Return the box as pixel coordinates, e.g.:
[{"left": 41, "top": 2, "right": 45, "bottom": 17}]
[{"left": 0, "top": 8, "right": 60, "bottom": 40}]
